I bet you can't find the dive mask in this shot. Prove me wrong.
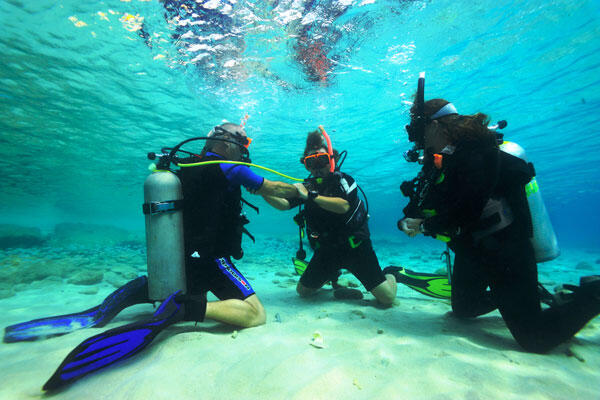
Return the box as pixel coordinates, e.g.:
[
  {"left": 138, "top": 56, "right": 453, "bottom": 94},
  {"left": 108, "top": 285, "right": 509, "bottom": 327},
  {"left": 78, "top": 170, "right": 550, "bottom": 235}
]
[
  {"left": 212, "top": 126, "right": 253, "bottom": 149},
  {"left": 301, "top": 152, "right": 331, "bottom": 170},
  {"left": 404, "top": 72, "right": 458, "bottom": 158}
]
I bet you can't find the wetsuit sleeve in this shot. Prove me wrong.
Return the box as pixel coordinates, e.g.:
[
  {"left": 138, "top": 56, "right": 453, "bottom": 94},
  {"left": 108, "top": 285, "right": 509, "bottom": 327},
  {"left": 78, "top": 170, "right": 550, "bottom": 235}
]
[
  {"left": 422, "top": 147, "right": 498, "bottom": 235},
  {"left": 402, "top": 198, "right": 423, "bottom": 219},
  {"left": 220, "top": 164, "right": 265, "bottom": 191}
]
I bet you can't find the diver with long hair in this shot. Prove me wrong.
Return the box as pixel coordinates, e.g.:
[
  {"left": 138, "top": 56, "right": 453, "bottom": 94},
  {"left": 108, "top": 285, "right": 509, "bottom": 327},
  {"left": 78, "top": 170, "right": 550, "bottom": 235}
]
[{"left": 390, "top": 75, "right": 600, "bottom": 353}]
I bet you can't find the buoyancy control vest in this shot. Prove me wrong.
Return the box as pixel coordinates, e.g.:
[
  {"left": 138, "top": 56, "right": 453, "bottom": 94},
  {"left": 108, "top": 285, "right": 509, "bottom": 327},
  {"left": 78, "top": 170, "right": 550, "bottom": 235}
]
[
  {"left": 303, "top": 172, "right": 369, "bottom": 246},
  {"left": 176, "top": 154, "right": 248, "bottom": 259},
  {"left": 406, "top": 141, "right": 559, "bottom": 263}
]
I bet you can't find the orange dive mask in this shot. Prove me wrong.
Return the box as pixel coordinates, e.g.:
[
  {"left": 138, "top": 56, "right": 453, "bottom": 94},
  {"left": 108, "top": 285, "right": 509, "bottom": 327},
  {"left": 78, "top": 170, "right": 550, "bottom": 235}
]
[{"left": 301, "top": 152, "right": 331, "bottom": 170}]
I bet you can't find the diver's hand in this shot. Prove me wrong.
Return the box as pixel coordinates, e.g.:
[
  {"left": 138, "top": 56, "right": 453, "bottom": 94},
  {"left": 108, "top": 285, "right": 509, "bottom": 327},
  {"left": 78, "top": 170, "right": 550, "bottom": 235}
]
[
  {"left": 401, "top": 218, "right": 423, "bottom": 238},
  {"left": 294, "top": 182, "right": 308, "bottom": 200}
]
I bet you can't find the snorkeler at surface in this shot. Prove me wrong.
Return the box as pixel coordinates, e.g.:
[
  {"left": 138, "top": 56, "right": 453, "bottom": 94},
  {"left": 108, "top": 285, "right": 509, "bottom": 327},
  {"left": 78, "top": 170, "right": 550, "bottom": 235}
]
[
  {"left": 263, "top": 127, "right": 397, "bottom": 305},
  {"left": 138, "top": 0, "right": 363, "bottom": 85},
  {"left": 389, "top": 74, "right": 600, "bottom": 353}
]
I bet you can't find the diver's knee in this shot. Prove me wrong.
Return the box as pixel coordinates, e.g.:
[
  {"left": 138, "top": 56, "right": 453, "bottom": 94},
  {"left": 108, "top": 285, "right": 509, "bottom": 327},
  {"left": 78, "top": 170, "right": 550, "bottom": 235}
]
[
  {"left": 296, "top": 282, "right": 316, "bottom": 298},
  {"left": 371, "top": 280, "right": 396, "bottom": 306},
  {"left": 451, "top": 303, "right": 479, "bottom": 319},
  {"left": 373, "top": 289, "right": 395, "bottom": 306},
  {"left": 243, "top": 296, "right": 266, "bottom": 328},
  {"left": 512, "top": 333, "right": 551, "bottom": 354}
]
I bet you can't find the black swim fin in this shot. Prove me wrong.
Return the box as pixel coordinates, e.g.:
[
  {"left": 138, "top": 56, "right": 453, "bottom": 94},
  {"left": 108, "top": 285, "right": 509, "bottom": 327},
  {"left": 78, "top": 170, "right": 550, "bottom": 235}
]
[
  {"left": 384, "top": 266, "right": 451, "bottom": 299},
  {"left": 43, "top": 291, "right": 184, "bottom": 391},
  {"left": 3, "top": 276, "right": 150, "bottom": 343}
]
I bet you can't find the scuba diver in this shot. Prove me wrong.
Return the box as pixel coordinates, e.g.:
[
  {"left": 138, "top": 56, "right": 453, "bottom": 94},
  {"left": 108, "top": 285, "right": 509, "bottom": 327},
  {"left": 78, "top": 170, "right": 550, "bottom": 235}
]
[
  {"left": 263, "top": 127, "right": 397, "bottom": 305},
  {"left": 173, "top": 122, "right": 301, "bottom": 327},
  {"left": 387, "top": 73, "right": 600, "bottom": 353},
  {"left": 4, "top": 121, "right": 302, "bottom": 390}
]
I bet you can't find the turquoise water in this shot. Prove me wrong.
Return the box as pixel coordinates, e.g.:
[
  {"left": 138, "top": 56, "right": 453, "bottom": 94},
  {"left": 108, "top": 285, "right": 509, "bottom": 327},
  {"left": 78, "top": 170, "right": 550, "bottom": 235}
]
[
  {"left": 1, "top": 0, "right": 599, "bottom": 248},
  {"left": 1, "top": 2, "right": 600, "bottom": 396}
]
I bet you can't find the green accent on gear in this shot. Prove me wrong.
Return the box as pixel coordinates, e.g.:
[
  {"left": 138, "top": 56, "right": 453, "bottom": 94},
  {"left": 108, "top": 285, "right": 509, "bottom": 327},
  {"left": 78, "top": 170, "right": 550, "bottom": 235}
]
[
  {"left": 178, "top": 160, "right": 303, "bottom": 182},
  {"left": 292, "top": 257, "right": 308, "bottom": 275},
  {"left": 348, "top": 235, "right": 362, "bottom": 248},
  {"left": 394, "top": 267, "right": 451, "bottom": 299},
  {"left": 423, "top": 209, "right": 437, "bottom": 217},
  {"left": 435, "top": 234, "right": 451, "bottom": 243},
  {"left": 525, "top": 178, "right": 539, "bottom": 197},
  {"left": 435, "top": 172, "right": 445, "bottom": 184}
]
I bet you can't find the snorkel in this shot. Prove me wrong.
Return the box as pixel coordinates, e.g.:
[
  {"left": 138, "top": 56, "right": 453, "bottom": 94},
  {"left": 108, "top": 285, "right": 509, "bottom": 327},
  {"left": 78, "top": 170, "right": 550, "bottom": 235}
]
[
  {"left": 404, "top": 72, "right": 426, "bottom": 163},
  {"left": 318, "top": 125, "right": 335, "bottom": 173}
]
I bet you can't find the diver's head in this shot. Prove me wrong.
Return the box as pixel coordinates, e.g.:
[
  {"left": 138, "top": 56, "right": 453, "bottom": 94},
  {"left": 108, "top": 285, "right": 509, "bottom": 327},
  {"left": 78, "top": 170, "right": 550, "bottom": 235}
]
[
  {"left": 405, "top": 74, "right": 496, "bottom": 155},
  {"left": 420, "top": 101, "right": 495, "bottom": 154},
  {"left": 405, "top": 73, "right": 457, "bottom": 153},
  {"left": 406, "top": 98, "right": 458, "bottom": 149},
  {"left": 300, "top": 129, "right": 338, "bottom": 177},
  {"left": 206, "top": 122, "right": 252, "bottom": 161},
  {"left": 302, "top": 146, "right": 333, "bottom": 177},
  {"left": 416, "top": 99, "right": 458, "bottom": 154}
]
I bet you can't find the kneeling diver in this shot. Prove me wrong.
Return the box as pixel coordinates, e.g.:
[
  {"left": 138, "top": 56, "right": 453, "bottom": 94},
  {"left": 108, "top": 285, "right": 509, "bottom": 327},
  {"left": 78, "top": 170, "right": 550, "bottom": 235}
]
[
  {"left": 4, "top": 121, "right": 302, "bottom": 390},
  {"left": 387, "top": 73, "right": 600, "bottom": 353},
  {"left": 264, "top": 127, "right": 397, "bottom": 305}
]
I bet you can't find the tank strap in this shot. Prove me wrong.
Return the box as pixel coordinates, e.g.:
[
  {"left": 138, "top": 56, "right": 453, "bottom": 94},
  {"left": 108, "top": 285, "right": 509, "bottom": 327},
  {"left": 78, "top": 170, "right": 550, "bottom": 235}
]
[
  {"left": 142, "top": 199, "right": 185, "bottom": 215},
  {"left": 241, "top": 197, "right": 259, "bottom": 214},
  {"left": 471, "top": 197, "right": 514, "bottom": 242}
]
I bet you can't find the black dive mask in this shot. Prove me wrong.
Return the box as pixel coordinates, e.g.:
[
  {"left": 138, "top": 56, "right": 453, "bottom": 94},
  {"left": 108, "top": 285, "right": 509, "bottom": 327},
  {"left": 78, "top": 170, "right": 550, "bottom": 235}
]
[{"left": 210, "top": 126, "right": 252, "bottom": 163}]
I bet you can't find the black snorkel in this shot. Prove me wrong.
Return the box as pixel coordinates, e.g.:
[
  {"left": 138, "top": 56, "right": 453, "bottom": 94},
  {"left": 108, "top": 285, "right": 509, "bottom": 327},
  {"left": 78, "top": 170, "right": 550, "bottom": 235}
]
[{"left": 404, "top": 72, "right": 426, "bottom": 163}]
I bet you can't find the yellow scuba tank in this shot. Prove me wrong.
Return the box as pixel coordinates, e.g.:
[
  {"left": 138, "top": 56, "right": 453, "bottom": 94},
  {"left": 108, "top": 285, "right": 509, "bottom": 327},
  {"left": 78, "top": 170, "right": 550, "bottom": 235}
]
[
  {"left": 143, "top": 169, "right": 187, "bottom": 301},
  {"left": 500, "top": 141, "right": 560, "bottom": 262}
]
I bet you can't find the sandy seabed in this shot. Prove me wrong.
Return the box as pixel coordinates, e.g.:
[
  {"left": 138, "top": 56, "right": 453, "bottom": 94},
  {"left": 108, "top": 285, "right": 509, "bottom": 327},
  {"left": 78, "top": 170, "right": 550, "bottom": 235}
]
[{"left": 0, "top": 235, "right": 599, "bottom": 400}]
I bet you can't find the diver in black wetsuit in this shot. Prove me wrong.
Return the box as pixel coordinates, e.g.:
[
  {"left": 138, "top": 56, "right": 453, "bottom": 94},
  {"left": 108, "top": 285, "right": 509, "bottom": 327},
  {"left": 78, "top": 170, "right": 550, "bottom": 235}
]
[
  {"left": 263, "top": 128, "right": 397, "bottom": 305},
  {"left": 176, "top": 122, "right": 301, "bottom": 327},
  {"left": 389, "top": 80, "right": 600, "bottom": 353}
]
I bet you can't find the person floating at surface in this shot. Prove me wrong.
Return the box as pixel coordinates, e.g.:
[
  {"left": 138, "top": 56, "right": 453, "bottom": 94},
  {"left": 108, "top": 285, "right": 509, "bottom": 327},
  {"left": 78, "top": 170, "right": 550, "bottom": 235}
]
[
  {"left": 174, "top": 122, "right": 303, "bottom": 328},
  {"left": 263, "top": 127, "right": 397, "bottom": 305},
  {"left": 388, "top": 75, "right": 600, "bottom": 353}
]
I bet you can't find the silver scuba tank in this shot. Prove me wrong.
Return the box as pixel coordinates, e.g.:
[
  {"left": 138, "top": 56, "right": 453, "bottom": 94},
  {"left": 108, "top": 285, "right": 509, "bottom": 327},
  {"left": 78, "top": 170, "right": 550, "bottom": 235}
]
[
  {"left": 500, "top": 141, "right": 560, "bottom": 262},
  {"left": 143, "top": 169, "right": 187, "bottom": 301}
]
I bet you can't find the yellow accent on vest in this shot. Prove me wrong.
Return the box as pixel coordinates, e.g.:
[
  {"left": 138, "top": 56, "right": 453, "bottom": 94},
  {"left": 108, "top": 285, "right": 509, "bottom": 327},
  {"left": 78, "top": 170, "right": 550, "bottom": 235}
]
[{"left": 525, "top": 178, "right": 539, "bottom": 197}]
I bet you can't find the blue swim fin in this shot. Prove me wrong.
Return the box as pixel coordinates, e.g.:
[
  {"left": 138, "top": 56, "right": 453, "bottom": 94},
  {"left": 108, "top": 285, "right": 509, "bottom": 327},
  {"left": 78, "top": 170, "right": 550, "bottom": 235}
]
[
  {"left": 43, "top": 291, "right": 184, "bottom": 391},
  {"left": 3, "top": 276, "right": 150, "bottom": 343}
]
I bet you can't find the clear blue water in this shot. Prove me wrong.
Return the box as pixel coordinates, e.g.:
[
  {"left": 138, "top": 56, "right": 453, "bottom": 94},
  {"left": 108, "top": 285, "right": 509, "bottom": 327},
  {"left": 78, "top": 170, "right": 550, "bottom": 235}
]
[
  {"left": 1, "top": 3, "right": 600, "bottom": 396},
  {"left": 1, "top": 0, "right": 599, "bottom": 248}
]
